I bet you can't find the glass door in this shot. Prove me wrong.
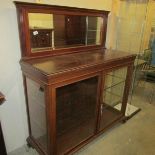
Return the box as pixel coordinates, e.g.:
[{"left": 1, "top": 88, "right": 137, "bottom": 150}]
[
  {"left": 26, "top": 78, "right": 48, "bottom": 152},
  {"left": 99, "top": 67, "right": 127, "bottom": 131},
  {"left": 56, "top": 76, "right": 98, "bottom": 154}
]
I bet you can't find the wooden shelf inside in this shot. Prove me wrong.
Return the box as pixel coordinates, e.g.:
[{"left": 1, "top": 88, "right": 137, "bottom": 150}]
[
  {"left": 99, "top": 104, "right": 122, "bottom": 131},
  {"left": 57, "top": 118, "right": 95, "bottom": 155}
]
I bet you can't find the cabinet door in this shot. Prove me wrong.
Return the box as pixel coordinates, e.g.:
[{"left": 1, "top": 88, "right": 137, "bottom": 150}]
[
  {"left": 56, "top": 76, "right": 98, "bottom": 154},
  {"left": 99, "top": 67, "right": 128, "bottom": 131}
]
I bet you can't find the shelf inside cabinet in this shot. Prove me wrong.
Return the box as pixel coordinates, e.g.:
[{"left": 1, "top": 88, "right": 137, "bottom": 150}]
[
  {"left": 57, "top": 117, "right": 94, "bottom": 155},
  {"left": 104, "top": 80, "right": 125, "bottom": 90},
  {"left": 103, "top": 80, "right": 125, "bottom": 105},
  {"left": 103, "top": 91, "right": 122, "bottom": 107},
  {"left": 99, "top": 104, "right": 122, "bottom": 131}
]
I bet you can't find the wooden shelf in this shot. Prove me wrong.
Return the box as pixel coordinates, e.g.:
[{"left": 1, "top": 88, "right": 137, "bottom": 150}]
[
  {"left": 57, "top": 118, "right": 95, "bottom": 155},
  {"left": 99, "top": 104, "right": 122, "bottom": 131}
]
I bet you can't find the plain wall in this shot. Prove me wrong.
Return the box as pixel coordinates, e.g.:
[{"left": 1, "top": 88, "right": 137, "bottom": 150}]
[{"left": 0, "top": 0, "right": 112, "bottom": 153}]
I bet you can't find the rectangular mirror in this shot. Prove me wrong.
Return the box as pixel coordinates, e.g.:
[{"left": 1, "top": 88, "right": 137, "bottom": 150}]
[
  {"left": 28, "top": 13, "right": 54, "bottom": 52},
  {"left": 28, "top": 13, "right": 103, "bottom": 53}
]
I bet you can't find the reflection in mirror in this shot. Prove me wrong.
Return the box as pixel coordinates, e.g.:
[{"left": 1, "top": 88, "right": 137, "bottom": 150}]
[
  {"left": 87, "top": 16, "right": 102, "bottom": 45},
  {"left": 28, "top": 13, "right": 54, "bottom": 52},
  {"left": 53, "top": 15, "right": 86, "bottom": 48},
  {"left": 28, "top": 13, "right": 103, "bottom": 53}
]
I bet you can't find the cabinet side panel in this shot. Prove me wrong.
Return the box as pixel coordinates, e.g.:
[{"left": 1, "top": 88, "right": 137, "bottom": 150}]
[{"left": 26, "top": 77, "right": 48, "bottom": 153}]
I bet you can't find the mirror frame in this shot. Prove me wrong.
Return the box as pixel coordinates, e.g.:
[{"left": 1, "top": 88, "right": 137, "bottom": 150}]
[{"left": 14, "top": 1, "right": 109, "bottom": 59}]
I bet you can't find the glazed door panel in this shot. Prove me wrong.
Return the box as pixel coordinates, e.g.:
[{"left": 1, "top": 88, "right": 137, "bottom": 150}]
[
  {"left": 56, "top": 76, "right": 98, "bottom": 154},
  {"left": 99, "top": 67, "right": 128, "bottom": 131},
  {"left": 26, "top": 78, "right": 48, "bottom": 152}
]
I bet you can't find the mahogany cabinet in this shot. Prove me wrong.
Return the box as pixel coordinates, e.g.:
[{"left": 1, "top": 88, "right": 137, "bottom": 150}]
[
  {"left": 14, "top": 1, "right": 136, "bottom": 155},
  {"left": 22, "top": 51, "right": 135, "bottom": 155}
]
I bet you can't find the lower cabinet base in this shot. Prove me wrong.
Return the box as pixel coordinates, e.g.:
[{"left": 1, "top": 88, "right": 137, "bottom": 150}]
[
  {"left": 27, "top": 137, "right": 47, "bottom": 155},
  {"left": 27, "top": 116, "right": 127, "bottom": 155}
]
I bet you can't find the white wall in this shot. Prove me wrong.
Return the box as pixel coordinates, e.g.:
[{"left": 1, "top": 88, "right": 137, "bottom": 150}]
[{"left": 0, "top": 0, "right": 112, "bottom": 153}]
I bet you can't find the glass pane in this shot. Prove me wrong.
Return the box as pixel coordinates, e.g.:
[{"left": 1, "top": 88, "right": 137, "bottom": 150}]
[
  {"left": 104, "top": 74, "right": 125, "bottom": 90},
  {"left": 103, "top": 82, "right": 125, "bottom": 107},
  {"left": 26, "top": 78, "right": 47, "bottom": 151},
  {"left": 28, "top": 13, "right": 54, "bottom": 52},
  {"left": 53, "top": 15, "right": 86, "bottom": 48},
  {"left": 28, "top": 13, "right": 103, "bottom": 53},
  {"left": 100, "top": 67, "right": 127, "bottom": 130},
  {"left": 56, "top": 76, "right": 98, "bottom": 154},
  {"left": 109, "top": 67, "right": 127, "bottom": 79},
  {"left": 87, "top": 16, "right": 102, "bottom": 45}
]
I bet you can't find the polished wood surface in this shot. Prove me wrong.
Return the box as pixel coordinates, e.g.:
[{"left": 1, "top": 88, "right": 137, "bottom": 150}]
[{"left": 22, "top": 49, "right": 135, "bottom": 75}]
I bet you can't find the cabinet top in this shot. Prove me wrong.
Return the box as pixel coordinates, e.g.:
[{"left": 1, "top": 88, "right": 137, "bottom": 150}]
[{"left": 21, "top": 49, "right": 136, "bottom": 76}]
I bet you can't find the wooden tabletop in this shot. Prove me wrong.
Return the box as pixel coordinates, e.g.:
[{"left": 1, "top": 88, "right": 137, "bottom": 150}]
[{"left": 24, "top": 49, "right": 136, "bottom": 75}]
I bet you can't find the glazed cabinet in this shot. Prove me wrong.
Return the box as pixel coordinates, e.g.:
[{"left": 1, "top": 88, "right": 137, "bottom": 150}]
[
  {"left": 24, "top": 61, "right": 133, "bottom": 155},
  {"left": 14, "top": 1, "right": 136, "bottom": 155}
]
